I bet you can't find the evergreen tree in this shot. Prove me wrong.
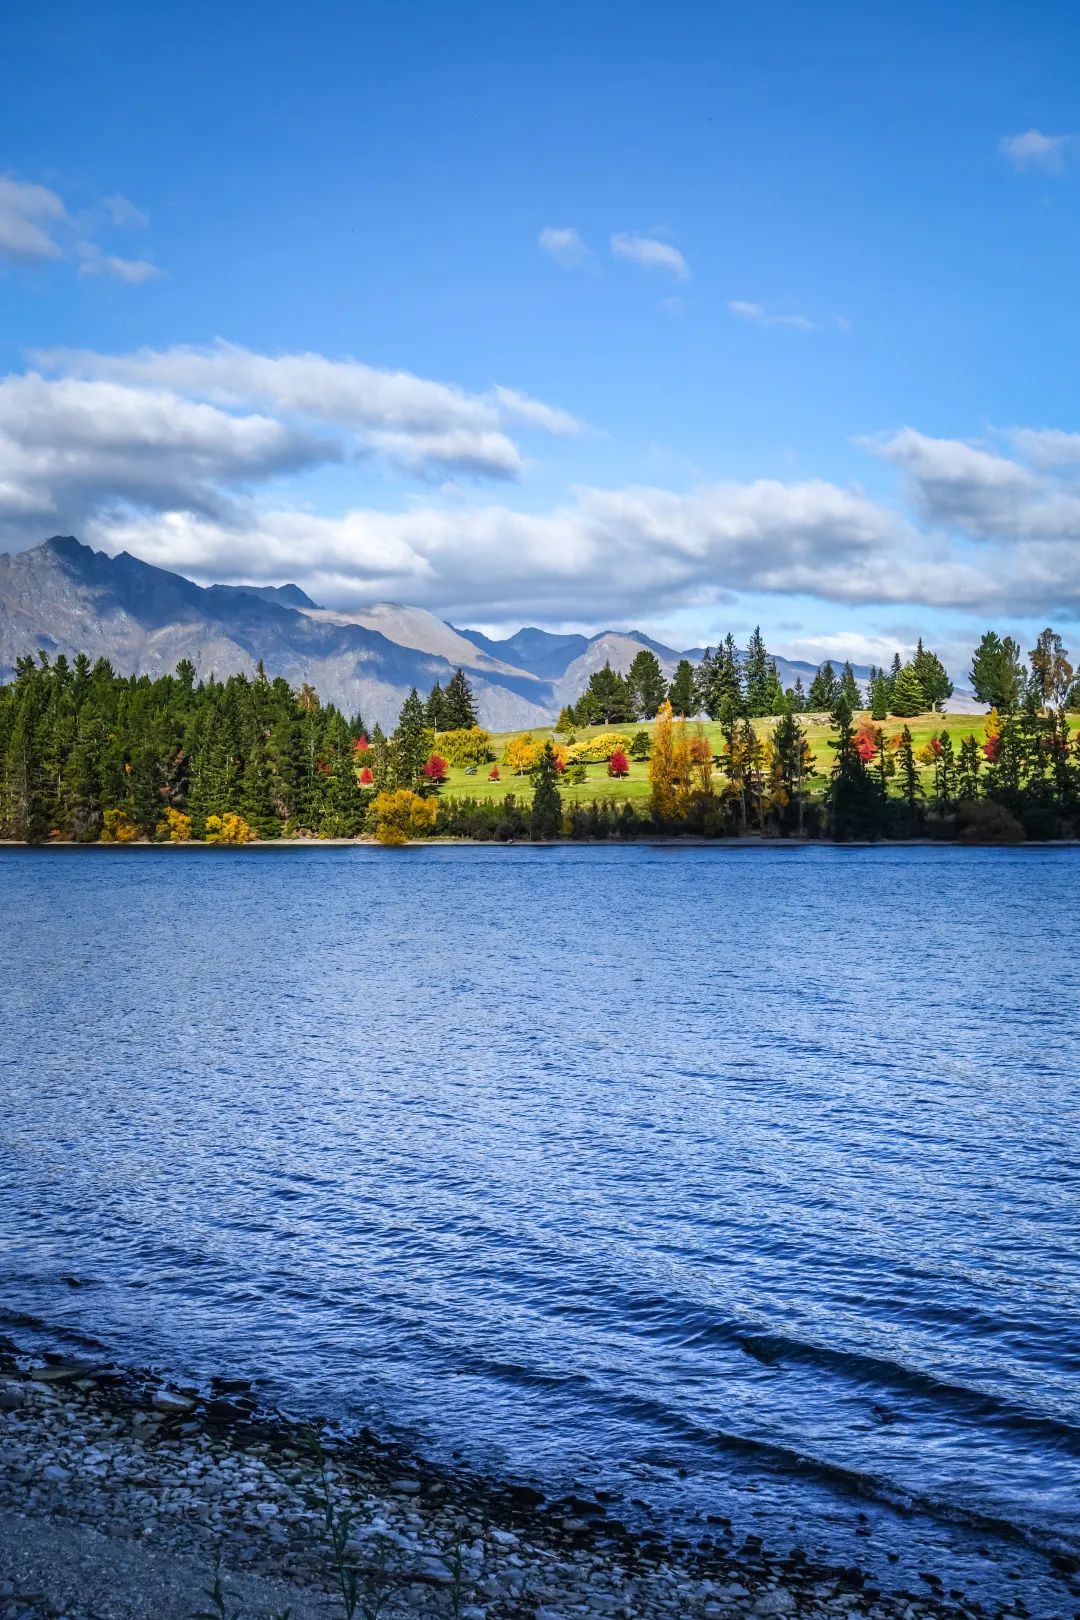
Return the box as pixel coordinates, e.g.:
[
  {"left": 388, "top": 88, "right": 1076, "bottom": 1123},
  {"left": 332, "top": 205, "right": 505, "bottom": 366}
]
[
  {"left": 788, "top": 676, "right": 807, "bottom": 712},
  {"left": 772, "top": 703, "right": 809, "bottom": 835},
  {"left": 840, "top": 661, "right": 862, "bottom": 710},
  {"left": 529, "top": 743, "right": 563, "bottom": 839},
  {"left": 743, "top": 627, "right": 771, "bottom": 717},
  {"left": 884, "top": 652, "right": 902, "bottom": 707},
  {"left": 825, "top": 696, "right": 884, "bottom": 840},
  {"left": 425, "top": 681, "right": 450, "bottom": 731},
  {"left": 896, "top": 726, "right": 924, "bottom": 830},
  {"left": 762, "top": 659, "right": 786, "bottom": 715},
  {"left": 577, "top": 662, "right": 635, "bottom": 724},
  {"left": 934, "top": 732, "right": 956, "bottom": 813},
  {"left": 443, "top": 668, "right": 478, "bottom": 730},
  {"left": 957, "top": 734, "right": 982, "bottom": 801},
  {"left": 554, "top": 706, "right": 576, "bottom": 734},
  {"left": 890, "top": 664, "right": 927, "bottom": 717},
  {"left": 391, "top": 688, "right": 429, "bottom": 787},
  {"left": 970, "top": 631, "right": 1023, "bottom": 713},
  {"left": 911, "top": 639, "right": 954, "bottom": 711},
  {"left": 807, "top": 661, "right": 839, "bottom": 711},
  {"left": 626, "top": 649, "right": 668, "bottom": 719},
  {"left": 667, "top": 659, "right": 698, "bottom": 717},
  {"left": 870, "top": 676, "right": 888, "bottom": 721}
]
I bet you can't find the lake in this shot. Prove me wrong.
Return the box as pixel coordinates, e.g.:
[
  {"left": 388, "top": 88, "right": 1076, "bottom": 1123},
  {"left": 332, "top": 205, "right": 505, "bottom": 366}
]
[{"left": 1, "top": 843, "right": 1078, "bottom": 1614}]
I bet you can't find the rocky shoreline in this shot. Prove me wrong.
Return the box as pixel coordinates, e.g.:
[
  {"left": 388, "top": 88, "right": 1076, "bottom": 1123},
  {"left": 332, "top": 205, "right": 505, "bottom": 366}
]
[{"left": 0, "top": 1346, "right": 1035, "bottom": 1620}]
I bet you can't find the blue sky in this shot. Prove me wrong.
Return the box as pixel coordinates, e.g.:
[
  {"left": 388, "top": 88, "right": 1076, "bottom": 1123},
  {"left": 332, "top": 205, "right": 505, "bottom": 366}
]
[{"left": 2, "top": 0, "right": 1080, "bottom": 673}]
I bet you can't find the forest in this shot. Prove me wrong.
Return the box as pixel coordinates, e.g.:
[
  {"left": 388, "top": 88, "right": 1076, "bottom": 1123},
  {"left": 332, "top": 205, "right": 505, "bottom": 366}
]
[{"left": 0, "top": 625, "right": 1076, "bottom": 845}]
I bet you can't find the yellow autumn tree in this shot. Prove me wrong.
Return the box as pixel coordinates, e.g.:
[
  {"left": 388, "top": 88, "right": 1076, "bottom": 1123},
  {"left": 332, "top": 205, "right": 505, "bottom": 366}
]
[
  {"left": 370, "top": 789, "right": 439, "bottom": 846},
  {"left": 156, "top": 808, "right": 192, "bottom": 842},
  {"left": 649, "top": 701, "right": 692, "bottom": 820},
  {"left": 204, "top": 813, "right": 257, "bottom": 844},
  {"left": 502, "top": 733, "right": 546, "bottom": 774}
]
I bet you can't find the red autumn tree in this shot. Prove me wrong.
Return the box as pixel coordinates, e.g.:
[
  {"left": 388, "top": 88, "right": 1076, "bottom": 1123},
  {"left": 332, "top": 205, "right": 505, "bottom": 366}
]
[
  {"left": 422, "top": 752, "right": 448, "bottom": 783},
  {"left": 607, "top": 749, "right": 630, "bottom": 778},
  {"left": 358, "top": 765, "right": 374, "bottom": 785},
  {"left": 352, "top": 734, "right": 369, "bottom": 755},
  {"left": 489, "top": 764, "right": 501, "bottom": 780},
  {"left": 853, "top": 720, "right": 881, "bottom": 763}
]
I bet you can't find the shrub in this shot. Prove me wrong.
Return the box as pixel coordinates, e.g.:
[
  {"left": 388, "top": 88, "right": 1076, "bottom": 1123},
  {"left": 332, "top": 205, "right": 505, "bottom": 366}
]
[
  {"left": 489, "top": 765, "right": 500, "bottom": 780},
  {"left": 370, "top": 788, "right": 439, "bottom": 845},
  {"left": 205, "top": 813, "right": 257, "bottom": 844},
  {"left": 155, "top": 807, "right": 192, "bottom": 842},
  {"left": 955, "top": 799, "right": 1025, "bottom": 844},
  {"left": 565, "top": 731, "right": 634, "bottom": 765},
  {"left": 100, "top": 807, "right": 139, "bottom": 843},
  {"left": 358, "top": 765, "right": 374, "bottom": 785},
  {"left": 422, "top": 752, "right": 448, "bottom": 784},
  {"left": 630, "top": 730, "right": 651, "bottom": 760},
  {"left": 437, "top": 726, "right": 495, "bottom": 767},
  {"left": 607, "top": 749, "right": 630, "bottom": 778}
]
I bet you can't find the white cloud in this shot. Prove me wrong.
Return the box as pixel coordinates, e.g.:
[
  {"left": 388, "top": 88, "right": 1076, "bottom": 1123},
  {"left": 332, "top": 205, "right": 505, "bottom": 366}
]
[
  {"left": 102, "top": 193, "right": 149, "bottom": 228},
  {"left": 83, "top": 475, "right": 990, "bottom": 624},
  {"left": 35, "top": 341, "right": 581, "bottom": 482},
  {"left": 0, "top": 373, "right": 335, "bottom": 533},
  {"left": 729, "top": 300, "right": 817, "bottom": 332},
  {"left": 538, "top": 226, "right": 591, "bottom": 268},
  {"left": 1000, "top": 129, "right": 1072, "bottom": 173},
  {"left": 610, "top": 233, "right": 689, "bottom": 280},
  {"left": 779, "top": 631, "right": 914, "bottom": 668},
  {"left": 0, "top": 178, "right": 70, "bottom": 264},
  {"left": 77, "top": 243, "right": 163, "bottom": 283}
]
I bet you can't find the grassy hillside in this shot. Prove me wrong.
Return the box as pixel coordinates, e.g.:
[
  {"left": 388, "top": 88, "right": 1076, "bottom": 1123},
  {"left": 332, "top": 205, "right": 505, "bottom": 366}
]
[{"left": 439, "top": 711, "right": 992, "bottom": 805}]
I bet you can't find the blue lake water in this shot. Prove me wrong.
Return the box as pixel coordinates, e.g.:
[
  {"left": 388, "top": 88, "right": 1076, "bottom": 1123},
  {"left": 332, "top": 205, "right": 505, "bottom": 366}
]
[{"left": 1, "top": 844, "right": 1079, "bottom": 1614}]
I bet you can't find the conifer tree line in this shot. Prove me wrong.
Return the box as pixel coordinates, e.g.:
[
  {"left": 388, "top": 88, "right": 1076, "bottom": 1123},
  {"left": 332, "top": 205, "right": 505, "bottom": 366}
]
[
  {"left": 558, "top": 628, "right": 962, "bottom": 730},
  {"left": 2, "top": 628, "right": 1080, "bottom": 844}
]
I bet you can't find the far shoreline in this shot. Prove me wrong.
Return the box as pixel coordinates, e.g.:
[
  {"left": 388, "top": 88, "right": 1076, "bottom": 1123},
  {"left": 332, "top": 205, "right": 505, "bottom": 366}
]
[{"left": 2, "top": 836, "right": 1078, "bottom": 851}]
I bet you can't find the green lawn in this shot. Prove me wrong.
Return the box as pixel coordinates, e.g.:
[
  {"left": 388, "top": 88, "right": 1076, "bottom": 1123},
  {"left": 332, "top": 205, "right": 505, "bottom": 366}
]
[{"left": 438, "top": 710, "right": 995, "bottom": 805}]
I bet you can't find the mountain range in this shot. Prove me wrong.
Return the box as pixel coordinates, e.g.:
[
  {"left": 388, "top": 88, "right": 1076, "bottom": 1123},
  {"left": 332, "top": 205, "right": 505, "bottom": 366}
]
[{"left": 0, "top": 535, "right": 881, "bottom": 729}]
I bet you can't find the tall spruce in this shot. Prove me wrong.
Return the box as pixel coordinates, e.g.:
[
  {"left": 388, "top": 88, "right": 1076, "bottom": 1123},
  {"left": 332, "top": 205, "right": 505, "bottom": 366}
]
[{"left": 529, "top": 743, "right": 563, "bottom": 840}]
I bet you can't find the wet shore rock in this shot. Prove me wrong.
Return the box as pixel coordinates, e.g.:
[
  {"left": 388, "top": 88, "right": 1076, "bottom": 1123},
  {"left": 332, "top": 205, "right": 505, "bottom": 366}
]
[{"left": 0, "top": 1352, "right": 1026, "bottom": 1620}]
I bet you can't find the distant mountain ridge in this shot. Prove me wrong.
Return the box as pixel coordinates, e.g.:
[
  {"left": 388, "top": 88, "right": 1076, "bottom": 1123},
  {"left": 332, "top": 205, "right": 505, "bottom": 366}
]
[{"left": 1, "top": 535, "right": 977, "bottom": 725}]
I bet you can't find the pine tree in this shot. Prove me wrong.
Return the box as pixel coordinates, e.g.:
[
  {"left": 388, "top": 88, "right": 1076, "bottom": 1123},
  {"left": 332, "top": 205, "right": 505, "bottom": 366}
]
[
  {"left": 425, "top": 681, "right": 450, "bottom": 731},
  {"left": 912, "top": 639, "right": 954, "bottom": 711},
  {"left": 667, "top": 659, "right": 697, "bottom": 717},
  {"left": 772, "top": 704, "right": 809, "bottom": 835},
  {"left": 763, "top": 659, "right": 786, "bottom": 715},
  {"left": 896, "top": 725, "right": 924, "bottom": 829},
  {"left": 890, "top": 664, "right": 926, "bottom": 717},
  {"left": 807, "top": 661, "right": 839, "bottom": 712},
  {"left": 626, "top": 649, "right": 668, "bottom": 719},
  {"left": 870, "top": 677, "right": 888, "bottom": 721},
  {"left": 970, "top": 632, "right": 1022, "bottom": 713},
  {"left": 530, "top": 743, "right": 563, "bottom": 839},
  {"left": 789, "top": 676, "right": 807, "bottom": 712},
  {"left": 934, "top": 732, "right": 956, "bottom": 813},
  {"left": 840, "top": 661, "right": 862, "bottom": 710},
  {"left": 957, "top": 734, "right": 982, "bottom": 801},
  {"left": 884, "top": 652, "right": 902, "bottom": 708},
  {"left": 392, "top": 688, "right": 429, "bottom": 787},
  {"left": 743, "top": 627, "right": 771, "bottom": 717},
  {"left": 825, "top": 696, "right": 884, "bottom": 840},
  {"left": 443, "top": 668, "right": 478, "bottom": 730}
]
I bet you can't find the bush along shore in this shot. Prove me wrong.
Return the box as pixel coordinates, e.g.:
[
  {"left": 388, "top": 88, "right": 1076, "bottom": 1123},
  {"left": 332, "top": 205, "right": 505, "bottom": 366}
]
[{"left": 0, "top": 1347, "right": 1032, "bottom": 1620}]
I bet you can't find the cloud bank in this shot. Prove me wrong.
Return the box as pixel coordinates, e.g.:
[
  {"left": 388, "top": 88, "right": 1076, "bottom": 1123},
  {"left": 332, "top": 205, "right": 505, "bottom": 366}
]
[{"left": 4, "top": 343, "right": 1080, "bottom": 626}]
